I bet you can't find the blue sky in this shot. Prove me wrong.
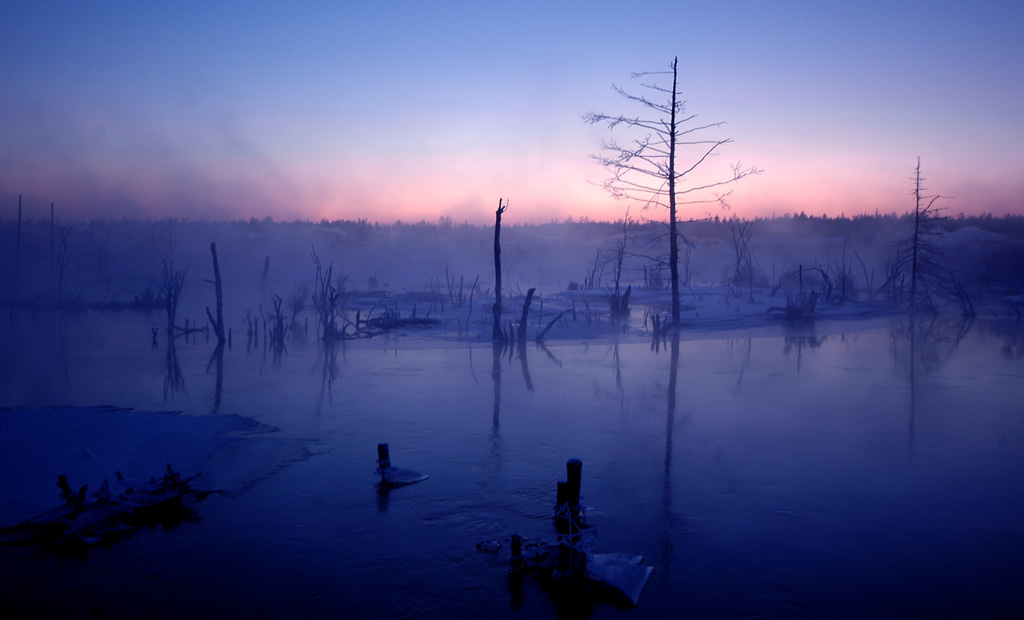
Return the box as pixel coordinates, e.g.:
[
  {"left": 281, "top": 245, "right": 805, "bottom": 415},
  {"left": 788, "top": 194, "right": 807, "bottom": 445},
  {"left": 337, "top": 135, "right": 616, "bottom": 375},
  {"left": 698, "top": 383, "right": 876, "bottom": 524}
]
[{"left": 2, "top": 1, "right": 1022, "bottom": 223}]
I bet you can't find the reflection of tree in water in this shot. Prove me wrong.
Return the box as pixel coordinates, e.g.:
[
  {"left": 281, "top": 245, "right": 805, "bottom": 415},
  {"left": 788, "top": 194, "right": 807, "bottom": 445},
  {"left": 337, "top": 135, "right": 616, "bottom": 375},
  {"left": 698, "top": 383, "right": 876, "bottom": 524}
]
[
  {"left": 890, "top": 315, "right": 973, "bottom": 377},
  {"left": 974, "top": 319, "right": 1024, "bottom": 360},
  {"left": 782, "top": 333, "right": 826, "bottom": 373},
  {"left": 516, "top": 340, "right": 534, "bottom": 392},
  {"left": 613, "top": 343, "right": 623, "bottom": 393},
  {"left": 270, "top": 338, "right": 287, "bottom": 367},
  {"left": 610, "top": 343, "right": 626, "bottom": 414},
  {"left": 163, "top": 337, "right": 186, "bottom": 400},
  {"left": 660, "top": 332, "right": 680, "bottom": 578},
  {"left": 491, "top": 341, "right": 503, "bottom": 438},
  {"left": 317, "top": 339, "right": 341, "bottom": 407},
  {"left": 890, "top": 314, "right": 974, "bottom": 457},
  {"left": 538, "top": 343, "right": 562, "bottom": 369},
  {"left": 648, "top": 332, "right": 682, "bottom": 578},
  {"left": 206, "top": 343, "right": 224, "bottom": 414},
  {"left": 727, "top": 338, "right": 752, "bottom": 395},
  {"left": 1000, "top": 336, "right": 1024, "bottom": 360}
]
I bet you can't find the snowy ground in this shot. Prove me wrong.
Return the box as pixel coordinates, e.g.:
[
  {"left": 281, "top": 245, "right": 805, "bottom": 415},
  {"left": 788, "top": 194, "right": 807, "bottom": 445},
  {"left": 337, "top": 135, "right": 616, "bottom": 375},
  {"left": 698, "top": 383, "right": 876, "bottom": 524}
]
[{"left": 0, "top": 406, "right": 312, "bottom": 528}]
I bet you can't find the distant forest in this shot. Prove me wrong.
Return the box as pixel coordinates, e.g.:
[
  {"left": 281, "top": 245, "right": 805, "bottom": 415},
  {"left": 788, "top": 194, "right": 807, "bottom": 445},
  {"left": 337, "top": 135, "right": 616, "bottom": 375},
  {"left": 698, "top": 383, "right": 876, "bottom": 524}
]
[{"left": 2, "top": 211, "right": 1023, "bottom": 314}]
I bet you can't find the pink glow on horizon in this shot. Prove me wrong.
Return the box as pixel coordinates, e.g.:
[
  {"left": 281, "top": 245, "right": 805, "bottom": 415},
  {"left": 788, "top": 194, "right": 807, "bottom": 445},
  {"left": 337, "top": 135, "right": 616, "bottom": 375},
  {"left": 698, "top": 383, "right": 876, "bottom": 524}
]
[{"left": 7, "top": 147, "right": 1020, "bottom": 225}]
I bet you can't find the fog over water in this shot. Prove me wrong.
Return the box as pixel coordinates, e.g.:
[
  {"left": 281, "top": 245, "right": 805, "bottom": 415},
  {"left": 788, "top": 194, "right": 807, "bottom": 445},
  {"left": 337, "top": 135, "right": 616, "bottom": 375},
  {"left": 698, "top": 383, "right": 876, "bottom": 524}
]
[{"left": 2, "top": 215, "right": 1023, "bottom": 618}]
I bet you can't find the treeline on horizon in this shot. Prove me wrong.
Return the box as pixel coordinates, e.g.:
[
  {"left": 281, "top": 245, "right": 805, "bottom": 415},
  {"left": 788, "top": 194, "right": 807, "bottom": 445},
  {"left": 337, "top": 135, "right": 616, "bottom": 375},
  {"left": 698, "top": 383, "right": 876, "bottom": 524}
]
[{"left": 4, "top": 209, "right": 1024, "bottom": 240}]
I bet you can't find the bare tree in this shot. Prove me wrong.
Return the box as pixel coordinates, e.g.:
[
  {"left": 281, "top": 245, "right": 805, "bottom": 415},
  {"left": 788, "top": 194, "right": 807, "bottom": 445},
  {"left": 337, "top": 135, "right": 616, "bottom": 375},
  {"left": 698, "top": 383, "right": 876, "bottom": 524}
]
[
  {"left": 609, "top": 215, "right": 633, "bottom": 321},
  {"left": 909, "top": 158, "right": 942, "bottom": 311},
  {"left": 729, "top": 219, "right": 757, "bottom": 301},
  {"left": 585, "top": 57, "right": 759, "bottom": 326},
  {"left": 311, "top": 247, "right": 342, "bottom": 339},
  {"left": 886, "top": 158, "right": 946, "bottom": 312}
]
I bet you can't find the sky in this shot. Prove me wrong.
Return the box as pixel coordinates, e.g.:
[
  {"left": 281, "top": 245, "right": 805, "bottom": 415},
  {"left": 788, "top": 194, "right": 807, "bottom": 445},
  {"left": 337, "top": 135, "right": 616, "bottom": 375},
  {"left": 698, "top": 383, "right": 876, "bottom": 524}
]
[{"left": 2, "top": 1, "right": 1022, "bottom": 225}]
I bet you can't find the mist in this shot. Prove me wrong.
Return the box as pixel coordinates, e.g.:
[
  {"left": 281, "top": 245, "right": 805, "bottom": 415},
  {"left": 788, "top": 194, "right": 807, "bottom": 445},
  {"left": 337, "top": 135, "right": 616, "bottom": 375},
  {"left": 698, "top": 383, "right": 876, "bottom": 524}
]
[{"left": 3, "top": 212, "right": 1022, "bottom": 322}]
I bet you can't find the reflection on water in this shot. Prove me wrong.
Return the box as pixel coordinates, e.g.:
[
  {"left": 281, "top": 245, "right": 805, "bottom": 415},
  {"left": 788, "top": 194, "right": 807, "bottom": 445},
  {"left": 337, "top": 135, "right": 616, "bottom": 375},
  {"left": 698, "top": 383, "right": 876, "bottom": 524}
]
[
  {"left": 206, "top": 343, "right": 224, "bottom": 414},
  {"left": 163, "top": 337, "right": 186, "bottom": 400},
  {"left": 491, "top": 341, "right": 502, "bottom": 437},
  {"left": 890, "top": 315, "right": 976, "bottom": 458},
  {"left": 660, "top": 333, "right": 680, "bottom": 579},
  {"left": 1, "top": 311, "right": 1023, "bottom": 619},
  {"left": 783, "top": 333, "right": 825, "bottom": 372}
]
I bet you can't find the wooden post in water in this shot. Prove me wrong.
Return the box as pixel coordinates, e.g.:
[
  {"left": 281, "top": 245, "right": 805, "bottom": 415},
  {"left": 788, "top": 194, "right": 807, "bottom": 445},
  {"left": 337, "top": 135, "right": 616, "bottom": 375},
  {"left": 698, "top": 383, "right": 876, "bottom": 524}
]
[
  {"left": 566, "top": 458, "right": 582, "bottom": 499},
  {"left": 554, "top": 458, "right": 585, "bottom": 577},
  {"left": 509, "top": 533, "right": 524, "bottom": 576},
  {"left": 377, "top": 443, "right": 391, "bottom": 471}
]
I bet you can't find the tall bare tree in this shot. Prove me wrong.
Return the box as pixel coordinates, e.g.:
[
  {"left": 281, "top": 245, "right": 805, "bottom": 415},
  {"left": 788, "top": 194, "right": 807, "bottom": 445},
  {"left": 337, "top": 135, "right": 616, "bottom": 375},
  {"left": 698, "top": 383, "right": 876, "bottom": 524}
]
[
  {"left": 887, "top": 158, "right": 945, "bottom": 312},
  {"left": 584, "top": 57, "right": 759, "bottom": 325}
]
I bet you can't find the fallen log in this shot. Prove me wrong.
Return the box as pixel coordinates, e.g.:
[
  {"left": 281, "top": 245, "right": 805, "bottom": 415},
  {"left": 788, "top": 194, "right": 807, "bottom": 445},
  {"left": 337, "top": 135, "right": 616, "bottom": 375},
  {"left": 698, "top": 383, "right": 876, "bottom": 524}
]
[{"left": 0, "top": 465, "right": 207, "bottom": 548}]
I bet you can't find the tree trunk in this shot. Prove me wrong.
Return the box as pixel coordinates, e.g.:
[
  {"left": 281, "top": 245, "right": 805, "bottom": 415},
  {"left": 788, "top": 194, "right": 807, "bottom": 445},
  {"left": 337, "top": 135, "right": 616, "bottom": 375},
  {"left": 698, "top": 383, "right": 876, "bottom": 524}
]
[
  {"left": 518, "top": 287, "right": 535, "bottom": 342},
  {"left": 668, "top": 57, "right": 681, "bottom": 326},
  {"left": 492, "top": 199, "right": 507, "bottom": 342},
  {"left": 207, "top": 242, "right": 226, "bottom": 344}
]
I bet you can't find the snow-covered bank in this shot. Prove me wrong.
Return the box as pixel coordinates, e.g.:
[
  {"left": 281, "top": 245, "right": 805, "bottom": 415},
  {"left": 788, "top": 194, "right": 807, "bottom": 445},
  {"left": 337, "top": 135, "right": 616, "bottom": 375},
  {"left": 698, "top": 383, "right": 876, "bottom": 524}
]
[{"left": 0, "top": 406, "right": 310, "bottom": 528}]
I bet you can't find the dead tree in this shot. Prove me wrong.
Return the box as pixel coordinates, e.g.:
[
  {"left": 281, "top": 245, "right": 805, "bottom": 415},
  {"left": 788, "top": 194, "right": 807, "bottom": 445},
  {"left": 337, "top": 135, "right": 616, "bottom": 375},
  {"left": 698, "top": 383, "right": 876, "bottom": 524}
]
[
  {"left": 287, "top": 284, "right": 310, "bottom": 336},
  {"left": 492, "top": 199, "right": 508, "bottom": 342},
  {"left": 205, "top": 242, "right": 226, "bottom": 344},
  {"left": 518, "top": 287, "right": 536, "bottom": 342},
  {"left": 609, "top": 216, "right": 632, "bottom": 321},
  {"left": 885, "top": 159, "right": 947, "bottom": 312},
  {"left": 585, "top": 57, "right": 760, "bottom": 326},
  {"left": 536, "top": 311, "right": 565, "bottom": 342},
  {"left": 311, "top": 247, "right": 342, "bottom": 339},
  {"left": 908, "top": 159, "right": 943, "bottom": 312},
  {"left": 729, "top": 220, "right": 757, "bottom": 301},
  {"left": 269, "top": 294, "right": 288, "bottom": 350}
]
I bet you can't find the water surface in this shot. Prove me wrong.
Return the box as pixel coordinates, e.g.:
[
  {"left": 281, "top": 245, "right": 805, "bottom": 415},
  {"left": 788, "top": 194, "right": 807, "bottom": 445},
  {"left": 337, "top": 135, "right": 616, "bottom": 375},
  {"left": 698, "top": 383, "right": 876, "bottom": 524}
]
[{"left": 1, "top": 311, "right": 1022, "bottom": 619}]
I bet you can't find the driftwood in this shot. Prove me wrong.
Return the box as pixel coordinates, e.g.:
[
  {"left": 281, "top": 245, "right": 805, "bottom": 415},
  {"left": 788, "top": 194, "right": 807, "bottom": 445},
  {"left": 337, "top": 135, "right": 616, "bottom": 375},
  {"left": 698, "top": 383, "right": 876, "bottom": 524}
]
[
  {"left": 341, "top": 308, "right": 441, "bottom": 339},
  {"left": 0, "top": 466, "right": 207, "bottom": 549}
]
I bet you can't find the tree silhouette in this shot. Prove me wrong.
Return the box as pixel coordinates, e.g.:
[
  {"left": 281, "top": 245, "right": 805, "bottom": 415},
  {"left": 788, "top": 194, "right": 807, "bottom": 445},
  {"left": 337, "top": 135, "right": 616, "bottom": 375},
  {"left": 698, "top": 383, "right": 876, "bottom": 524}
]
[
  {"left": 887, "top": 158, "right": 946, "bottom": 312},
  {"left": 584, "top": 57, "right": 759, "bottom": 325}
]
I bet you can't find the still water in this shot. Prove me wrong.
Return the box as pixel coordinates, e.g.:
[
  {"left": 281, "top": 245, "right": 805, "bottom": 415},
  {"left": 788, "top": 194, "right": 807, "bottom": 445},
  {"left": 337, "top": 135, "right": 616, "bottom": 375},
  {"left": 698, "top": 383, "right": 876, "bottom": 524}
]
[{"left": 1, "top": 311, "right": 1022, "bottom": 619}]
